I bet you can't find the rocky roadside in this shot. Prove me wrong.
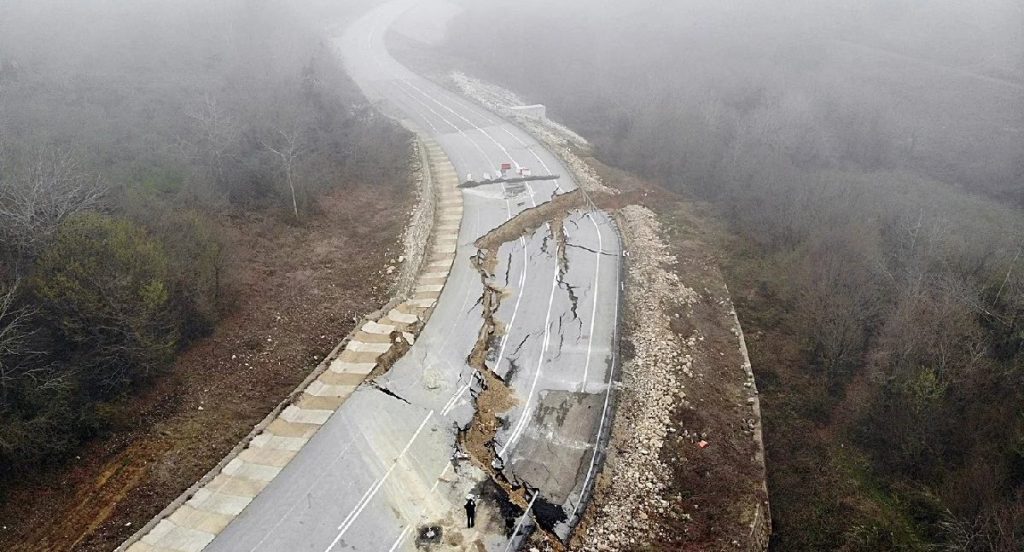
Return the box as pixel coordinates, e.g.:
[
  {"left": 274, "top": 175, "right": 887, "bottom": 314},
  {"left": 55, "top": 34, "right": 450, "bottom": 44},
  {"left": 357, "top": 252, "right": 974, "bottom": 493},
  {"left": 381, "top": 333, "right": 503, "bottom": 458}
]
[
  {"left": 389, "top": 139, "right": 436, "bottom": 299},
  {"left": 447, "top": 72, "right": 771, "bottom": 551},
  {"left": 572, "top": 204, "right": 692, "bottom": 550}
]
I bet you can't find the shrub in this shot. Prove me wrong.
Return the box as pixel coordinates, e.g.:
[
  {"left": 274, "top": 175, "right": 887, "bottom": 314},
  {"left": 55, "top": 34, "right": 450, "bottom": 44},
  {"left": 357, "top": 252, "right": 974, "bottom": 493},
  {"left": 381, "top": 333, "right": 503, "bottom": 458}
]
[{"left": 32, "top": 213, "right": 177, "bottom": 395}]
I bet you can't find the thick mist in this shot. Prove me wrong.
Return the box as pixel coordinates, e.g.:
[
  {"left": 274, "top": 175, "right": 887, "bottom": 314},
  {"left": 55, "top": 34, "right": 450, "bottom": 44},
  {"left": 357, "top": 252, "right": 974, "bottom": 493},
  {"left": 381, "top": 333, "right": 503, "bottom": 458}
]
[
  {"left": 0, "top": 0, "right": 1022, "bottom": 549},
  {"left": 437, "top": 0, "right": 1024, "bottom": 549},
  {"left": 0, "top": 0, "right": 409, "bottom": 487},
  {"left": 447, "top": 0, "right": 1023, "bottom": 203}
]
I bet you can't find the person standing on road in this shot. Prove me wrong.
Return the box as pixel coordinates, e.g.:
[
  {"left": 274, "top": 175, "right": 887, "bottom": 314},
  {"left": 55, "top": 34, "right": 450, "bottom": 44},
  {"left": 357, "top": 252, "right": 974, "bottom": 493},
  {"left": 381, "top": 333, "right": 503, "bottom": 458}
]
[{"left": 464, "top": 495, "right": 477, "bottom": 528}]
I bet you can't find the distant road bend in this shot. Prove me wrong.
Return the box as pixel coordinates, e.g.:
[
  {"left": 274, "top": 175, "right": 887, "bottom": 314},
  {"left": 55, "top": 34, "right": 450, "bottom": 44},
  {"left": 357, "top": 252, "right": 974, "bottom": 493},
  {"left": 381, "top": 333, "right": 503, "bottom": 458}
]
[{"left": 205, "top": 0, "right": 623, "bottom": 550}]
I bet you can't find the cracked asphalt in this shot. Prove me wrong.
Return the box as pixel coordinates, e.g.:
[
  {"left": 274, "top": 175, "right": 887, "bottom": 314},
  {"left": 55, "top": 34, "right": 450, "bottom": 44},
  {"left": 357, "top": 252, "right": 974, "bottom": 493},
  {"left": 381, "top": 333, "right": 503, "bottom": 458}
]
[{"left": 203, "top": 1, "right": 622, "bottom": 550}]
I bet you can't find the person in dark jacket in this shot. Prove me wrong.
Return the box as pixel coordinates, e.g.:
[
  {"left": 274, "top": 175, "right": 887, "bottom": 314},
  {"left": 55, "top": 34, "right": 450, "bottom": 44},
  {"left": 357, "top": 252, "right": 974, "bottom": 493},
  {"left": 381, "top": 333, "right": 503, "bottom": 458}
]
[{"left": 464, "top": 495, "right": 477, "bottom": 528}]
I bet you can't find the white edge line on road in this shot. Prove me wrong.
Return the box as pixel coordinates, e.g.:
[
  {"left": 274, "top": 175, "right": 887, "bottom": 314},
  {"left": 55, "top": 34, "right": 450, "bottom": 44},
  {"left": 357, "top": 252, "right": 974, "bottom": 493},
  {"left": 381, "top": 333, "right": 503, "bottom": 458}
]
[
  {"left": 509, "top": 132, "right": 605, "bottom": 393},
  {"left": 393, "top": 80, "right": 500, "bottom": 171},
  {"left": 580, "top": 213, "right": 603, "bottom": 392},
  {"left": 503, "top": 493, "right": 539, "bottom": 552},
  {"left": 402, "top": 80, "right": 521, "bottom": 172},
  {"left": 247, "top": 441, "right": 357, "bottom": 552},
  {"left": 499, "top": 258, "right": 560, "bottom": 458},
  {"left": 571, "top": 261, "right": 621, "bottom": 520},
  {"left": 387, "top": 526, "right": 412, "bottom": 552},
  {"left": 324, "top": 410, "right": 435, "bottom": 552},
  {"left": 441, "top": 159, "right": 542, "bottom": 417}
]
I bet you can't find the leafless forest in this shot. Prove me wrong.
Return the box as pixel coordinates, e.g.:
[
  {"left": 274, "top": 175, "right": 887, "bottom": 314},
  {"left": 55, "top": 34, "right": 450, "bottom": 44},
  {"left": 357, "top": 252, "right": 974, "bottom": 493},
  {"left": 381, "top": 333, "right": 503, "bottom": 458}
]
[{"left": 440, "top": 0, "right": 1024, "bottom": 549}]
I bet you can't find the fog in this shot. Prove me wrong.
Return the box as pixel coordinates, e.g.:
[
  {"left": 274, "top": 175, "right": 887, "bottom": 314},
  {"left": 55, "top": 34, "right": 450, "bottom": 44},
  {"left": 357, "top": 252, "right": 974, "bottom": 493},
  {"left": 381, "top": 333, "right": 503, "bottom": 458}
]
[
  {"left": 1, "top": 0, "right": 1023, "bottom": 550},
  {"left": 443, "top": 0, "right": 1023, "bottom": 204},
  {"left": 0, "top": 0, "right": 409, "bottom": 493},
  {"left": 434, "top": 0, "right": 1024, "bottom": 549}
]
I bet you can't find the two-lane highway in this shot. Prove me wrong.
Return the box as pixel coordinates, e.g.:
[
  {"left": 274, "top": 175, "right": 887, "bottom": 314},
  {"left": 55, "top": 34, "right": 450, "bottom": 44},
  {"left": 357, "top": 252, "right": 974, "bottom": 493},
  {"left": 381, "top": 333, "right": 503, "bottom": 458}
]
[{"left": 204, "top": 1, "right": 621, "bottom": 549}]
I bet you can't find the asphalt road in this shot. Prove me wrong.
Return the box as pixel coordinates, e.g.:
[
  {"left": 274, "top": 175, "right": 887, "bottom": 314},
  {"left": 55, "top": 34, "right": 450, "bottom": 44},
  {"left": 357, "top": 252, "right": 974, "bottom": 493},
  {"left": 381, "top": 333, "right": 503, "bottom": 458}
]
[{"left": 205, "top": 1, "right": 622, "bottom": 550}]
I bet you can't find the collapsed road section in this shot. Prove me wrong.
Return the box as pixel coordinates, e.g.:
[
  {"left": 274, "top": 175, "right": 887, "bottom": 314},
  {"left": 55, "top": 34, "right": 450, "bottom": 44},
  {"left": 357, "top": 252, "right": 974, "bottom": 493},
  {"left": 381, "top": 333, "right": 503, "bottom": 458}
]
[
  {"left": 458, "top": 188, "right": 624, "bottom": 548},
  {"left": 444, "top": 69, "right": 772, "bottom": 550}
]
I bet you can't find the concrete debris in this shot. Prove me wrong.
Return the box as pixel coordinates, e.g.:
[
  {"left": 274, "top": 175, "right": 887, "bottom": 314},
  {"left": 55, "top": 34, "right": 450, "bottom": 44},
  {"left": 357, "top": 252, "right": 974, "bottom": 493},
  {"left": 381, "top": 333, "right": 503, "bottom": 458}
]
[{"left": 423, "top": 367, "right": 442, "bottom": 390}]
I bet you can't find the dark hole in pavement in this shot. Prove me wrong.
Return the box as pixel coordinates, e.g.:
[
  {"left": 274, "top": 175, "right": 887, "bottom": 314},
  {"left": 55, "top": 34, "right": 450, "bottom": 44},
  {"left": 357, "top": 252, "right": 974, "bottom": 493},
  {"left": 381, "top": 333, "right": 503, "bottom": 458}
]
[
  {"left": 478, "top": 479, "right": 524, "bottom": 537},
  {"left": 497, "top": 413, "right": 511, "bottom": 432},
  {"left": 532, "top": 495, "right": 568, "bottom": 534},
  {"left": 416, "top": 525, "right": 442, "bottom": 546}
]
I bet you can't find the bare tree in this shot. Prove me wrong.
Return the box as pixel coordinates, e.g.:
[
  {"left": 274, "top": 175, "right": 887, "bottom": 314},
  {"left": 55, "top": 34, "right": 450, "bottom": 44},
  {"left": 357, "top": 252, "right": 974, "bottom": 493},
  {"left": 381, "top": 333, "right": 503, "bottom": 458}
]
[
  {"left": 0, "top": 281, "right": 33, "bottom": 407},
  {"left": 261, "top": 127, "right": 305, "bottom": 219},
  {"left": 994, "top": 247, "right": 1021, "bottom": 305},
  {"left": 939, "top": 493, "right": 1024, "bottom": 552},
  {"left": 183, "top": 94, "right": 239, "bottom": 191},
  {"left": 0, "top": 148, "right": 105, "bottom": 264},
  {"left": 797, "top": 226, "right": 883, "bottom": 385}
]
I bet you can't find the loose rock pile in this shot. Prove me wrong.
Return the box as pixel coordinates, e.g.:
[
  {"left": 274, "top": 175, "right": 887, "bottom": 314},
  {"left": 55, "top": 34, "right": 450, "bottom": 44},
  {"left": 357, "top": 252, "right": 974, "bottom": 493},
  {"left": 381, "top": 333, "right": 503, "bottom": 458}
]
[{"left": 572, "top": 205, "right": 697, "bottom": 551}]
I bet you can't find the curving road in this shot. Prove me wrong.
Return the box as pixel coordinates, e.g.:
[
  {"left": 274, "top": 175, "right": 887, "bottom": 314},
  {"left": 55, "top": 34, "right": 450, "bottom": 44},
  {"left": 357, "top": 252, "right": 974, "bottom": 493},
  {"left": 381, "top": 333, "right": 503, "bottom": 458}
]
[{"left": 204, "top": 1, "right": 622, "bottom": 550}]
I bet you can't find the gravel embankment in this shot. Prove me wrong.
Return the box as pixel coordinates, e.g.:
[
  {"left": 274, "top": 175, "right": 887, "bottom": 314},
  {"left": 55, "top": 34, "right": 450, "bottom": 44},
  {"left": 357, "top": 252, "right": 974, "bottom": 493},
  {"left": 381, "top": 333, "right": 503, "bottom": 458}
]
[{"left": 572, "top": 205, "right": 698, "bottom": 550}]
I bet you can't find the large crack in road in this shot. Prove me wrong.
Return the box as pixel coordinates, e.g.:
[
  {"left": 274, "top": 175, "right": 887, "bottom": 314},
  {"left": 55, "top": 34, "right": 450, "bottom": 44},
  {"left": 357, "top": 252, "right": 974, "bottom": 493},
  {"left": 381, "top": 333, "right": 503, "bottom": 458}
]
[
  {"left": 456, "top": 189, "right": 598, "bottom": 550},
  {"left": 142, "top": 2, "right": 634, "bottom": 550}
]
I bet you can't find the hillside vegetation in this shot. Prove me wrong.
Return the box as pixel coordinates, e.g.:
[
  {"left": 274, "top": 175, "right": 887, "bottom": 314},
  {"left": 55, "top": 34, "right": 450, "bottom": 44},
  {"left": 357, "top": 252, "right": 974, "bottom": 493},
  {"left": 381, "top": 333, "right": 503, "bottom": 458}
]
[
  {"left": 0, "top": 0, "right": 408, "bottom": 482},
  {"left": 440, "top": 0, "right": 1024, "bottom": 549}
]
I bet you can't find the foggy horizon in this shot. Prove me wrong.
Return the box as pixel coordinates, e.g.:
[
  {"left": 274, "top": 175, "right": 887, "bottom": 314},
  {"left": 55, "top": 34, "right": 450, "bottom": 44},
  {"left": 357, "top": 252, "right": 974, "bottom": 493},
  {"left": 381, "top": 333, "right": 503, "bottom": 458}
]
[{"left": 1, "top": 1, "right": 1022, "bottom": 551}]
